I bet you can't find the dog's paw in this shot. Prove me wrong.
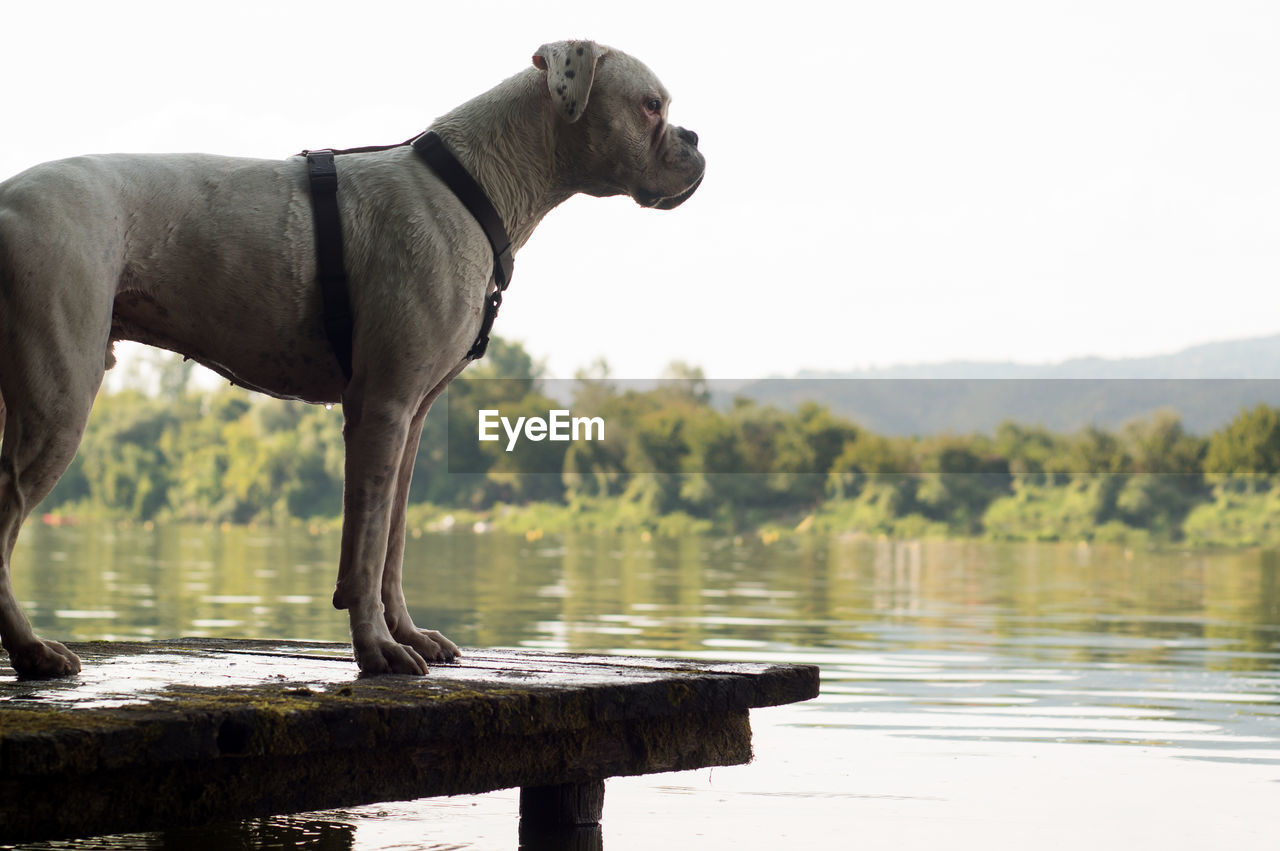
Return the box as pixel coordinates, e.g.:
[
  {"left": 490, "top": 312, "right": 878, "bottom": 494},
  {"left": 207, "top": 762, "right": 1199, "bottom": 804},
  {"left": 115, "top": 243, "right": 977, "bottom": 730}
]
[
  {"left": 394, "top": 627, "right": 461, "bottom": 664},
  {"left": 356, "top": 641, "right": 430, "bottom": 676},
  {"left": 9, "top": 639, "right": 82, "bottom": 680},
  {"left": 351, "top": 626, "right": 429, "bottom": 676}
]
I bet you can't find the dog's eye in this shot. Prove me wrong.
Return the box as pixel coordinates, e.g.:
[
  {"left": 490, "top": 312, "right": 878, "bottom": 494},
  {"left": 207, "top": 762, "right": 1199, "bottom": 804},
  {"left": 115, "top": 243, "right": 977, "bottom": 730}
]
[{"left": 644, "top": 97, "right": 662, "bottom": 115}]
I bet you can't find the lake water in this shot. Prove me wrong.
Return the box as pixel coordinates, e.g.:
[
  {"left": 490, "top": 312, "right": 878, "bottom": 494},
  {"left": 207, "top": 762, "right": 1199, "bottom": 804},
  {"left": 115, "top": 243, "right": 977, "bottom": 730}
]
[{"left": 4, "top": 523, "right": 1279, "bottom": 850}]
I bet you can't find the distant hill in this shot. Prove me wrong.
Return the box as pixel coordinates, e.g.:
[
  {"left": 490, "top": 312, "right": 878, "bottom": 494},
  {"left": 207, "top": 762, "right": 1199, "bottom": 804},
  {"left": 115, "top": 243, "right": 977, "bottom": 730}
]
[
  {"left": 732, "top": 334, "right": 1280, "bottom": 435},
  {"left": 790, "top": 334, "right": 1280, "bottom": 380}
]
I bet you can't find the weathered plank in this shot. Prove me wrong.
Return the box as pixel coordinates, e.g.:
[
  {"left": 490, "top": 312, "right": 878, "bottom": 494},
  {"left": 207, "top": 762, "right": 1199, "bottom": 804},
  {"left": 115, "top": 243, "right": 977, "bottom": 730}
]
[{"left": 0, "top": 639, "right": 819, "bottom": 842}]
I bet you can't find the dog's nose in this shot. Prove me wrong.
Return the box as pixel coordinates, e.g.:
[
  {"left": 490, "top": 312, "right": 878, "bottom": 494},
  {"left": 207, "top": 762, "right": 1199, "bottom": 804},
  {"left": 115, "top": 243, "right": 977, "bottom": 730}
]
[{"left": 677, "top": 127, "right": 699, "bottom": 148}]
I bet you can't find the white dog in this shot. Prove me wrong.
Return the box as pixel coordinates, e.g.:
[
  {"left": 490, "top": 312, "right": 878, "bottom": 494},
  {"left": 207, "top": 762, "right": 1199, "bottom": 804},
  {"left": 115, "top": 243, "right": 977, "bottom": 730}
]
[{"left": 0, "top": 41, "right": 704, "bottom": 678}]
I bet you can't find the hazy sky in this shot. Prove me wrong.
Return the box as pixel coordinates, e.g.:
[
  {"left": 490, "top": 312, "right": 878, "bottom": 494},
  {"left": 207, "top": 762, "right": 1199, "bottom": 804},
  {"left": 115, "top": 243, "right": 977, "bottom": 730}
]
[{"left": 3, "top": 1, "right": 1277, "bottom": 379}]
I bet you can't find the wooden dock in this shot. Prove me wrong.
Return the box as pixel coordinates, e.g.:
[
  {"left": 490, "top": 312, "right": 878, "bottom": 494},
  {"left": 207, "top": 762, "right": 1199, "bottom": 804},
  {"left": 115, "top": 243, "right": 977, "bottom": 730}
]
[{"left": 0, "top": 639, "right": 819, "bottom": 843}]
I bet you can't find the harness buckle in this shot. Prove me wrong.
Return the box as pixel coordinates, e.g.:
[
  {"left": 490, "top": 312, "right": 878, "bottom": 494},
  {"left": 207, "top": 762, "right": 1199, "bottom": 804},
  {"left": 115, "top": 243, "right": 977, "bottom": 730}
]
[
  {"left": 495, "top": 248, "right": 514, "bottom": 291},
  {"left": 305, "top": 150, "right": 339, "bottom": 194}
]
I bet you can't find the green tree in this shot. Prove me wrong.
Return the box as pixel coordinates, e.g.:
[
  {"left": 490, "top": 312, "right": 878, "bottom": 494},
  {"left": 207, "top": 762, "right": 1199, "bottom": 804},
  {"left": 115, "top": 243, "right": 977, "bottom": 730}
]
[
  {"left": 1205, "top": 405, "right": 1280, "bottom": 491},
  {"left": 994, "top": 422, "right": 1069, "bottom": 486},
  {"left": 414, "top": 337, "right": 547, "bottom": 508},
  {"left": 916, "top": 437, "right": 1012, "bottom": 534},
  {"left": 1113, "top": 412, "right": 1207, "bottom": 534},
  {"left": 826, "top": 433, "right": 917, "bottom": 501},
  {"left": 75, "top": 391, "right": 178, "bottom": 519},
  {"left": 562, "top": 364, "right": 628, "bottom": 500}
]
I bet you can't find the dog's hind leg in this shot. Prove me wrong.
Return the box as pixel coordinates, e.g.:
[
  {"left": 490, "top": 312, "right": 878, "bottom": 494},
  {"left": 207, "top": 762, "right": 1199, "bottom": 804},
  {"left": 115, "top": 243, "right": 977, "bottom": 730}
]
[
  {"left": 0, "top": 177, "right": 117, "bottom": 677},
  {"left": 0, "top": 416, "right": 93, "bottom": 677},
  {"left": 0, "top": 354, "right": 102, "bottom": 676},
  {"left": 379, "top": 397, "right": 460, "bottom": 663},
  {"left": 0, "top": 305, "right": 107, "bottom": 678}
]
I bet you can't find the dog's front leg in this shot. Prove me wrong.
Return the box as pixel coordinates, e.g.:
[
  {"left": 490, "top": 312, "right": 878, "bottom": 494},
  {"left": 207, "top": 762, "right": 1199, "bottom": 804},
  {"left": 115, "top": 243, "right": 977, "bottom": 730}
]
[
  {"left": 332, "top": 390, "right": 429, "bottom": 675},
  {"left": 380, "top": 397, "right": 460, "bottom": 662}
]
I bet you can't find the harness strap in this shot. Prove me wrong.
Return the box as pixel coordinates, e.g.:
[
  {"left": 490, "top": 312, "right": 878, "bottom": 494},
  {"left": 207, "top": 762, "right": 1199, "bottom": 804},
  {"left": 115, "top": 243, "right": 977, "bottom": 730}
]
[
  {"left": 302, "top": 131, "right": 516, "bottom": 377},
  {"left": 305, "top": 151, "right": 355, "bottom": 381},
  {"left": 412, "top": 132, "right": 514, "bottom": 359}
]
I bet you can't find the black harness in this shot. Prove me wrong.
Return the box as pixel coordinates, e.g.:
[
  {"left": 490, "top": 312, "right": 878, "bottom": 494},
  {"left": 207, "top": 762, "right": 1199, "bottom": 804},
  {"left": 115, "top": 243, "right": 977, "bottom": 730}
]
[{"left": 303, "top": 131, "right": 514, "bottom": 382}]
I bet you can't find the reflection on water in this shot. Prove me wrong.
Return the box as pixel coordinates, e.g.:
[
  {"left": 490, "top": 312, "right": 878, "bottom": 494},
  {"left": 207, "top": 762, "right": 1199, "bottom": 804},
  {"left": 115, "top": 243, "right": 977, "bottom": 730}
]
[
  {"left": 15, "top": 817, "right": 359, "bottom": 851},
  {"left": 6, "top": 525, "right": 1280, "bottom": 850}
]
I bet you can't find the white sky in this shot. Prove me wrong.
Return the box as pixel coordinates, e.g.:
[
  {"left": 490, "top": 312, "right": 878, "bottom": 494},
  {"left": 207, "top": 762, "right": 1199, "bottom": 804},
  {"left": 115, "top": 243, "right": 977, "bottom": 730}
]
[{"left": 3, "top": 1, "right": 1277, "bottom": 379}]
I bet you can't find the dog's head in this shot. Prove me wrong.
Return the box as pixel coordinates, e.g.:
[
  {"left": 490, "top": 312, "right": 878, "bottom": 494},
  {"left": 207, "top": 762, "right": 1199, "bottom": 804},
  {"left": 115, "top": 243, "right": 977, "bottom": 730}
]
[{"left": 533, "top": 41, "right": 704, "bottom": 209}]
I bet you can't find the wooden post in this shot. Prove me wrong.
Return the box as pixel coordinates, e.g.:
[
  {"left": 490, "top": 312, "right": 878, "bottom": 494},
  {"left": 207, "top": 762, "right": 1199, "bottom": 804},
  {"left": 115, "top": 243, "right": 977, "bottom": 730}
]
[
  {"left": 519, "top": 782, "right": 606, "bottom": 851},
  {"left": 519, "top": 780, "right": 606, "bottom": 827},
  {"left": 518, "top": 822, "right": 603, "bottom": 851}
]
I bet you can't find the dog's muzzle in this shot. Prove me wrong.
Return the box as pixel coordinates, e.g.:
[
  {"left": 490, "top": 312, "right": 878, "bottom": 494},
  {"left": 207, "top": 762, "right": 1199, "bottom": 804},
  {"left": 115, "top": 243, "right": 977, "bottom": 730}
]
[
  {"left": 641, "top": 173, "right": 704, "bottom": 210},
  {"left": 635, "top": 126, "right": 704, "bottom": 210}
]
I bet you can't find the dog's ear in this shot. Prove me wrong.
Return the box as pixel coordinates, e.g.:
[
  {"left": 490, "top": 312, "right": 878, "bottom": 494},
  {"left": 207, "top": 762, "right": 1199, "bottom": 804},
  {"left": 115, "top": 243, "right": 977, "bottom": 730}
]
[{"left": 532, "top": 40, "right": 607, "bottom": 123}]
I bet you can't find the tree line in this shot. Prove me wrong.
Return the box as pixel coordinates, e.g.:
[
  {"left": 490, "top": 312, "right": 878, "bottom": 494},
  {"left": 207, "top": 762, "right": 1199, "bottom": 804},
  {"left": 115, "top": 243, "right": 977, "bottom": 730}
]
[{"left": 37, "top": 340, "right": 1280, "bottom": 545}]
